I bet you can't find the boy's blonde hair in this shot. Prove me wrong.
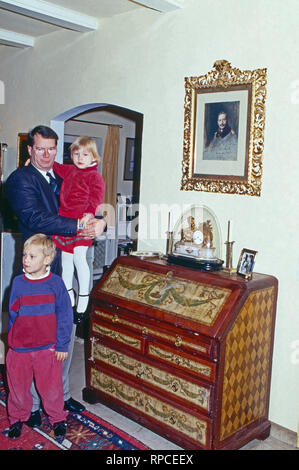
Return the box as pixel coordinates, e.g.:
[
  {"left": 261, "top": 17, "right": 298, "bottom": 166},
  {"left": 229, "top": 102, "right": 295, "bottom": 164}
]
[
  {"left": 70, "top": 136, "right": 101, "bottom": 164},
  {"left": 24, "top": 234, "right": 56, "bottom": 264}
]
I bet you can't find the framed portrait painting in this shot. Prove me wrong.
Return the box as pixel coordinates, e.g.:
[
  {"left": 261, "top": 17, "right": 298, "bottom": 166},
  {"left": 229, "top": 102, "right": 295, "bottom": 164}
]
[
  {"left": 17, "top": 133, "right": 30, "bottom": 168},
  {"left": 181, "top": 60, "right": 267, "bottom": 196},
  {"left": 123, "top": 138, "right": 135, "bottom": 181}
]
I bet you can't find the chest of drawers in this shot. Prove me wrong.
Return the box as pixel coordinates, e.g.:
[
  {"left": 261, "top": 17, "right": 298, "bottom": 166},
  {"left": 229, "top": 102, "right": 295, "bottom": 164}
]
[{"left": 82, "top": 255, "right": 278, "bottom": 449}]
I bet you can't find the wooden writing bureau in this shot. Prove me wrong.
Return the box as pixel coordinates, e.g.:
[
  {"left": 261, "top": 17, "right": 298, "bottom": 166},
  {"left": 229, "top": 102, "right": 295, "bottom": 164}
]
[{"left": 83, "top": 255, "right": 278, "bottom": 450}]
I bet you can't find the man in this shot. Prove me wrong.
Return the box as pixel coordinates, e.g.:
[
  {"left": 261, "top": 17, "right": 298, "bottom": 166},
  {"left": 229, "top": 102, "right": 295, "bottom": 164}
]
[
  {"left": 5, "top": 125, "right": 106, "bottom": 427},
  {"left": 203, "top": 111, "right": 238, "bottom": 161}
]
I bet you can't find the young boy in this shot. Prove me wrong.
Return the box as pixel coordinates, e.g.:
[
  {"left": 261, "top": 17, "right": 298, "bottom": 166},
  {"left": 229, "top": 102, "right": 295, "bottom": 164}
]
[{"left": 6, "top": 234, "right": 73, "bottom": 441}]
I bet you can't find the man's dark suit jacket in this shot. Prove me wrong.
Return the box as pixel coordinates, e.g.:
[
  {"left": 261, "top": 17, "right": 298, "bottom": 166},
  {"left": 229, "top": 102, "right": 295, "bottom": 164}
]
[
  {"left": 5, "top": 163, "right": 78, "bottom": 273},
  {"left": 6, "top": 163, "right": 77, "bottom": 241}
]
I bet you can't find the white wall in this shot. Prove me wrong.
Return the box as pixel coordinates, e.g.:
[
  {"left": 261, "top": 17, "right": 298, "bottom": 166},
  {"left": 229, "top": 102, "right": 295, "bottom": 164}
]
[{"left": 0, "top": 0, "right": 298, "bottom": 432}]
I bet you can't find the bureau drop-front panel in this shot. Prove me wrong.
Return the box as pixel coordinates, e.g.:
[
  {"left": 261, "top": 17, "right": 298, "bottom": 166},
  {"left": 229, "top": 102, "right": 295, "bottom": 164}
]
[{"left": 83, "top": 256, "right": 278, "bottom": 450}]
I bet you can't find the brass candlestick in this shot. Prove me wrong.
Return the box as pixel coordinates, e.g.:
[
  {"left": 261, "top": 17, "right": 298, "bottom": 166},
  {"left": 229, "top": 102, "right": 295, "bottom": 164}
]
[
  {"left": 166, "top": 211, "right": 174, "bottom": 255},
  {"left": 223, "top": 240, "right": 236, "bottom": 274},
  {"left": 166, "top": 231, "right": 173, "bottom": 255}
]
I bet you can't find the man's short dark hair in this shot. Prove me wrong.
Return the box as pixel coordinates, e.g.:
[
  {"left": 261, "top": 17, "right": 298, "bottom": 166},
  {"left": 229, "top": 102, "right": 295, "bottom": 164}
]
[{"left": 28, "top": 125, "right": 58, "bottom": 147}]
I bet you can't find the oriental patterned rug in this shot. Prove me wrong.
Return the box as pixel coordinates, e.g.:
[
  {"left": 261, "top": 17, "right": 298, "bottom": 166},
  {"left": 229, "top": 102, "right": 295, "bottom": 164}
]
[{"left": 0, "top": 369, "right": 150, "bottom": 451}]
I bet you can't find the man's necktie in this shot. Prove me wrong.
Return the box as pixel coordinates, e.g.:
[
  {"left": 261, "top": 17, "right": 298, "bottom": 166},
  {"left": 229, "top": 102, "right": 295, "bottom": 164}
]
[{"left": 46, "top": 172, "right": 60, "bottom": 196}]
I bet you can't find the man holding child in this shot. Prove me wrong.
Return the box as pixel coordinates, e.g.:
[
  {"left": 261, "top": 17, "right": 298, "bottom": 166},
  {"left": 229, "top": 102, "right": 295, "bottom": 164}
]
[{"left": 5, "top": 125, "right": 106, "bottom": 431}]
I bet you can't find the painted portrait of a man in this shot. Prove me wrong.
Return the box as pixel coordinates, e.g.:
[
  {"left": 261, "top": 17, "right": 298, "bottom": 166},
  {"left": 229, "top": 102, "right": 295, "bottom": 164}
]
[{"left": 203, "top": 102, "right": 239, "bottom": 161}]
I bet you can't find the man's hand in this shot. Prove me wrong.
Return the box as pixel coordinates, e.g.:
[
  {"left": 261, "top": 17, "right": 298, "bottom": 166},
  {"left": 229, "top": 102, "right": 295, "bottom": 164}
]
[
  {"left": 77, "top": 213, "right": 93, "bottom": 230},
  {"left": 55, "top": 351, "right": 68, "bottom": 361},
  {"left": 79, "top": 218, "right": 106, "bottom": 239}
]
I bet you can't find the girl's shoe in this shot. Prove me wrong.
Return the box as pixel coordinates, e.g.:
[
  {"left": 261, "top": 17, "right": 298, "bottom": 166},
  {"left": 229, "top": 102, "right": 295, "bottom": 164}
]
[
  {"left": 75, "top": 295, "right": 91, "bottom": 324},
  {"left": 74, "top": 312, "right": 85, "bottom": 324}
]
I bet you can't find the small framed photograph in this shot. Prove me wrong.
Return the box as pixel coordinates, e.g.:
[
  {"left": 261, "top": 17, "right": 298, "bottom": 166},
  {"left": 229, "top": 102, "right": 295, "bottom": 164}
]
[{"left": 237, "top": 248, "right": 257, "bottom": 278}]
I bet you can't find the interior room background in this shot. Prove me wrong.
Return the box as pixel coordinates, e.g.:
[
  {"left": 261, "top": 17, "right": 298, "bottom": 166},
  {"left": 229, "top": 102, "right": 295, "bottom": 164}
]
[{"left": 0, "top": 0, "right": 298, "bottom": 435}]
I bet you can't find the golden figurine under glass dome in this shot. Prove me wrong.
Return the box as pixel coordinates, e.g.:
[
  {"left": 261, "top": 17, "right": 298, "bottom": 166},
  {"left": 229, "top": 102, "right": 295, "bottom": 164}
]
[{"left": 168, "top": 205, "right": 224, "bottom": 271}]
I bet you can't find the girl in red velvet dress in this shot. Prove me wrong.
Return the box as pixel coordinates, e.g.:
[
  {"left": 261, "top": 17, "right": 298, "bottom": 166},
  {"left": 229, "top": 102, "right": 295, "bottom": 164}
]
[{"left": 53, "top": 136, "right": 105, "bottom": 323}]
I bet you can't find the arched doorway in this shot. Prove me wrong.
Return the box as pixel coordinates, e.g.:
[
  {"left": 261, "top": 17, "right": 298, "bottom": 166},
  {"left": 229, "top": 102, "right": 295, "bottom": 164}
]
[
  {"left": 51, "top": 103, "right": 143, "bottom": 216},
  {"left": 52, "top": 102, "right": 143, "bottom": 246}
]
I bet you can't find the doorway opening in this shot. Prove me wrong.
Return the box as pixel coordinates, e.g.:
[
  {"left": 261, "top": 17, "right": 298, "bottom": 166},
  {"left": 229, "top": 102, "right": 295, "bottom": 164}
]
[{"left": 51, "top": 102, "right": 143, "bottom": 275}]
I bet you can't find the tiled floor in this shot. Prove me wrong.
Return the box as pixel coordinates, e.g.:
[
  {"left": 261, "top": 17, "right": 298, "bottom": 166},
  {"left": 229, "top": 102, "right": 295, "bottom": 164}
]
[{"left": 69, "top": 337, "right": 298, "bottom": 451}]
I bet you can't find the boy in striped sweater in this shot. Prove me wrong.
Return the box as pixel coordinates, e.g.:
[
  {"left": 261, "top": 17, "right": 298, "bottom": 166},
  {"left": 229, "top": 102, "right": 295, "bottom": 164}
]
[{"left": 6, "top": 234, "right": 73, "bottom": 441}]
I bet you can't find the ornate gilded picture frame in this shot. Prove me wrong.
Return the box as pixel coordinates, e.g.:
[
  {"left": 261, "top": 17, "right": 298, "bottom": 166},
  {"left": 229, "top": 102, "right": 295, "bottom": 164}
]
[{"left": 181, "top": 60, "right": 267, "bottom": 196}]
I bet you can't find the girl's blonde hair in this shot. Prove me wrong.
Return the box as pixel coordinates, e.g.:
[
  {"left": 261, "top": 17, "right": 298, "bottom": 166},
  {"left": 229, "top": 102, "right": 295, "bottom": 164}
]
[
  {"left": 24, "top": 234, "right": 56, "bottom": 264},
  {"left": 70, "top": 136, "right": 101, "bottom": 164}
]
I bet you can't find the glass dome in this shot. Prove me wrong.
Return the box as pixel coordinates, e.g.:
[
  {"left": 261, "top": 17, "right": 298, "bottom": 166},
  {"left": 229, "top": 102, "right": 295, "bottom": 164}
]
[{"left": 172, "top": 204, "right": 222, "bottom": 260}]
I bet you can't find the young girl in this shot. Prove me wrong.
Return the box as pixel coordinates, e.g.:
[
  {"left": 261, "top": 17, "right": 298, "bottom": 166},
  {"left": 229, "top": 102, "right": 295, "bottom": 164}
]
[{"left": 52, "top": 136, "right": 105, "bottom": 323}]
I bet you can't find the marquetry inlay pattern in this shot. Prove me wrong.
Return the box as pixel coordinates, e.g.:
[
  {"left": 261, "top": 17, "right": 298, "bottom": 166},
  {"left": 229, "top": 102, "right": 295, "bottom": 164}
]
[
  {"left": 148, "top": 344, "right": 212, "bottom": 379},
  {"left": 220, "top": 287, "right": 275, "bottom": 441},
  {"left": 92, "top": 323, "right": 141, "bottom": 351},
  {"left": 90, "top": 367, "right": 208, "bottom": 446},
  {"left": 94, "top": 309, "right": 208, "bottom": 353},
  {"left": 92, "top": 342, "right": 210, "bottom": 410},
  {"left": 98, "top": 265, "right": 231, "bottom": 325}
]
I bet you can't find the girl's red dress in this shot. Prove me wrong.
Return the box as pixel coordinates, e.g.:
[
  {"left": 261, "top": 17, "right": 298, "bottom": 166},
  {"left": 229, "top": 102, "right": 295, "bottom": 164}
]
[{"left": 52, "top": 161, "right": 105, "bottom": 253}]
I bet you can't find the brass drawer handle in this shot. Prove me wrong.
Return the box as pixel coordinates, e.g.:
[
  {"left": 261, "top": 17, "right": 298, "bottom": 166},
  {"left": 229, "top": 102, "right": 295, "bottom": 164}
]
[
  {"left": 112, "top": 315, "right": 119, "bottom": 323},
  {"left": 174, "top": 336, "right": 182, "bottom": 347}
]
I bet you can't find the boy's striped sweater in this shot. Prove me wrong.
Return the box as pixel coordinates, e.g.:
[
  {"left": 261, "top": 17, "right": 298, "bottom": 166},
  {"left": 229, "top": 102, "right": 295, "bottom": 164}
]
[{"left": 8, "top": 272, "right": 73, "bottom": 353}]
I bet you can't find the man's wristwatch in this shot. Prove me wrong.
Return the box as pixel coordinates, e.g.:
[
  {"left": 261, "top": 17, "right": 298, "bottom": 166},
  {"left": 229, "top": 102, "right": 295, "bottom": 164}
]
[{"left": 77, "top": 219, "right": 84, "bottom": 231}]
